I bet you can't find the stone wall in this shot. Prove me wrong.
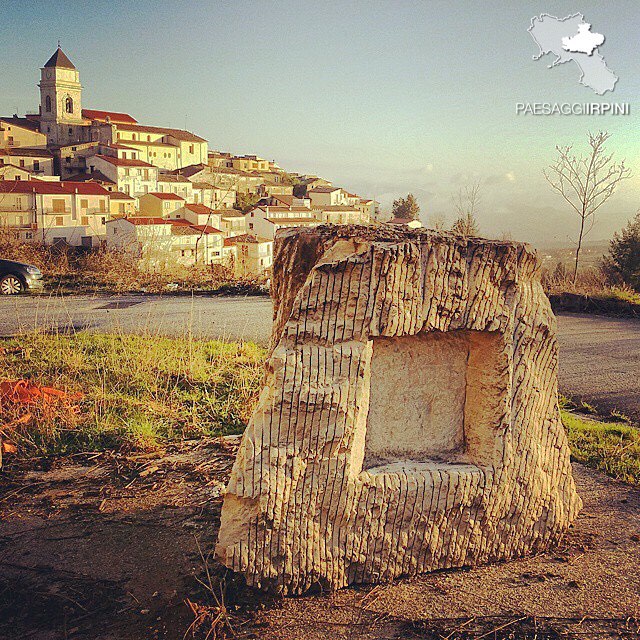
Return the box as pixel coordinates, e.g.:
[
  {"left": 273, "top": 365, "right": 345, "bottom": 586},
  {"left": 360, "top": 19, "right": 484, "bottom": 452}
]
[{"left": 216, "top": 226, "right": 582, "bottom": 594}]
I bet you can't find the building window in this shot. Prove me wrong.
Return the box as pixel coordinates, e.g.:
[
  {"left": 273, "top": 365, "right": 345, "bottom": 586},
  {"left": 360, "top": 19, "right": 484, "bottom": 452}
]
[
  {"left": 19, "top": 159, "right": 25, "bottom": 168},
  {"left": 45, "top": 96, "right": 52, "bottom": 112},
  {"left": 132, "top": 134, "right": 137, "bottom": 141},
  {"left": 8, "top": 136, "right": 14, "bottom": 146},
  {"left": 33, "top": 161, "right": 40, "bottom": 171},
  {"left": 52, "top": 199, "right": 66, "bottom": 213},
  {"left": 65, "top": 97, "right": 74, "bottom": 114},
  {"left": 68, "top": 128, "right": 73, "bottom": 136},
  {"left": 81, "top": 216, "right": 89, "bottom": 226},
  {"left": 189, "top": 145, "right": 194, "bottom": 154},
  {"left": 65, "top": 157, "right": 71, "bottom": 163},
  {"left": 80, "top": 199, "right": 88, "bottom": 209},
  {"left": 147, "top": 135, "right": 151, "bottom": 141},
  {"left": 101, "top": 217, "right": 106, "bottom": 225},
  {"left": 118, "top": 203, "right": 125, "bottom": 214},
  {"left": 99, "top": 200, "right": 106, "bottom": 212},
  {"left": 25, "top": 232, "right": 33, "bottom": 240},
  {"left": 55, "top": 216, "right": 64, "bottom": 226}
]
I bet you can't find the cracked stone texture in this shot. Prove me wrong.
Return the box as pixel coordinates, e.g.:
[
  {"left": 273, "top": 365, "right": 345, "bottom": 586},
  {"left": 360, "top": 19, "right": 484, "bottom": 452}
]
[{"left": 215, "top": 225, "right": 582, "bottom": 594}]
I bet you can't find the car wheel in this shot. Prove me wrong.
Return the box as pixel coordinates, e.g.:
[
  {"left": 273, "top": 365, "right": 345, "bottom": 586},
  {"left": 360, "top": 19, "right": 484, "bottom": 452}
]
[{"left": 0, "top": 274, "right": 24, "bottom": 295}]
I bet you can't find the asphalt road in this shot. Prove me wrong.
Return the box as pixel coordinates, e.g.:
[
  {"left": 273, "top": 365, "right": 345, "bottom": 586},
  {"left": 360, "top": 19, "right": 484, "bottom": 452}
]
[{"left": 1, "top": 294, "right": 638, "bottom": 421}]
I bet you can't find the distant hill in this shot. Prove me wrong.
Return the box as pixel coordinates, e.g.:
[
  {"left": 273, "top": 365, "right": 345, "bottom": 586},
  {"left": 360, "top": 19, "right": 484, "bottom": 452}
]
[{"left": 535, "top": 240, "right": 609, "bottom": 272}]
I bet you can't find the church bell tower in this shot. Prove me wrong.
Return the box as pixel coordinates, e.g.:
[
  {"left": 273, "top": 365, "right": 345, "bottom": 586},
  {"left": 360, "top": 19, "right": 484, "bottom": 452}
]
[{"left": 39, "top": 46, "right": 84, "bottom": 145}]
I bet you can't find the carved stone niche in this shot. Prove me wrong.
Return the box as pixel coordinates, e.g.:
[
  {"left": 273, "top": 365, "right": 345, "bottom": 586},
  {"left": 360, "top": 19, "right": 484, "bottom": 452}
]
[{"left": 215, "top": 226, "right": 582, "bottom": 595}]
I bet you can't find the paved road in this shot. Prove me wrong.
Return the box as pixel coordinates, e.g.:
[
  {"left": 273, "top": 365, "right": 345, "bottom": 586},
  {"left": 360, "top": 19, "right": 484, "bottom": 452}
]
[
  {"left": 556, "top": 313, "right": 639, "bottom": 422},
  {"left": 0, "top": 293, "right": 274, "bottom": 343},
  {"left": 1, "top": 294, "right": 638, "bottom": 421}
]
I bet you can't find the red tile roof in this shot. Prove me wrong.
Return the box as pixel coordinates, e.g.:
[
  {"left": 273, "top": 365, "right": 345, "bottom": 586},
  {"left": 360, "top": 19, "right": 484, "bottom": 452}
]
[
  {"left": 184, "top": 203, "right": 215, "bottom": 214},
  {"left": 0, "top": 147, "right": 52, "bottom": 158},
  {"left": 265, "top": 217, "right": 320, "bottom": 224},
  {"left": 146, "top": 192, "right": 184, "bottom": 200},
  {"left": 224, "top": 234, "right": 268, "bottom": 245},
  {"left": 0, "top": 180, "right": 111, "bottom": 196},
  {"left": 95, "top": 155, "right": 155, "bottom": 168},
  {"left": 258, "top": 206, "right": 313, "bottom": 213},
  {"left": 65, "top": 171, "right": 115, "bottom": 184},
  {"left": 315, "top": 205, "right": 359, "bottom": 211},
  {"left": 116, "top": 123, "right": 206, "bottom": 143},
  {"left": 125, "top": 217, "right": 169, "bottom": 226},
  {"left": 109, "top": 191, "right": 136, "bottom": 201},
  {"left": 308, "top": 186, "right": 340, "bottom": 193},
  {"left": 157, "top": 174, "right": 191, "bottom": 183},
  {"left": 82, "top": 109, "right": 138, "bottom": 125},
  {"left": 122, "top": 217, "right": 221, "bottom": 235},
  {"left": 0, "top": 117, "right": 42, "bottom": 133},
  {"left": 189, "top": 224, "right": 223, "bottom": 234}
]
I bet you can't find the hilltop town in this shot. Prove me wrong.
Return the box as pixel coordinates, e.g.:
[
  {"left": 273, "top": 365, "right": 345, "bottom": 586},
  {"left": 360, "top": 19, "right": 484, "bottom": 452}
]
[{"left": 0, "top": 47, "right": 384, "bottom": 275}]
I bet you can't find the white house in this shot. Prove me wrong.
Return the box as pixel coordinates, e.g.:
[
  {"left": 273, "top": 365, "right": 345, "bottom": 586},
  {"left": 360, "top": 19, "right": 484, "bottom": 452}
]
[
  {"left": 224, "top": 234, "right": 273, "bottom": 276},
  {"left": 307, "top": 186, "right": 348, "bottom": 208},
  {"left": 219, "top": 210, "right": 247, "bottom": 238},
  {"left": 246, "top": 205, "right": 320, "bottom": 240},
  {"left": 0, "top": 148, "right": 54, "bottom": 176},
  {"left": 170, "top": 203, "right": 222, "bottom": 229},
  {"left": 138, "top": 192, "right": 184, "bottom": 218},
  {"left": 157, "top": 174, "right": 194, "bottom": 201},
  {"left": 88, "top": 154, "right": 158, "bottom": 197},
  {"left": 314, "top": 205, "right": 368, "bottom": 225},
  {"left": 106, "top": 216, "right": 223, "bottom": 267},
  {"left": 0, "top": 179, "right": 111, "bottom": 246},
  {"left": 387, "top": 217, "right": 424, "bottom": 229}
]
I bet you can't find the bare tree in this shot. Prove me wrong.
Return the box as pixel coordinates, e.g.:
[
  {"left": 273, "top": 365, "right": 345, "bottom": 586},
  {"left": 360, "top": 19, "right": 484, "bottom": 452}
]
[
  {"left": 429, "top": 212, "right": 448, "bottom": 231},
  {"left": 451, "top": 181, "right": 480, "bottom": 236},
  {"left": 544, "top": 131, "right": 631, "bottom": 284}
]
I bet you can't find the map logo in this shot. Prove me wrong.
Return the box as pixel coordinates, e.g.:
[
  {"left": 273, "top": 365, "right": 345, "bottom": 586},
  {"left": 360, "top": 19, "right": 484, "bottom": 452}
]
[{"left": 528, "top": 13, "right": 617, "bottom": 95}]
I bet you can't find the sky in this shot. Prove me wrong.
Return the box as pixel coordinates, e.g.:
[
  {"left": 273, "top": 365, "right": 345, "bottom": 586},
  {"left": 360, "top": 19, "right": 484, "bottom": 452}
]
[{"left": 1, "top": 0, "right": 639, "bottom": 245}]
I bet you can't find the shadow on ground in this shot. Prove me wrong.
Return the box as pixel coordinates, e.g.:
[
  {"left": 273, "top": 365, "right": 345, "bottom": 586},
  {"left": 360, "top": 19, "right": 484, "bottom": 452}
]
[{"left": 1, "top": 440, "right": 639, "bottom": 639}]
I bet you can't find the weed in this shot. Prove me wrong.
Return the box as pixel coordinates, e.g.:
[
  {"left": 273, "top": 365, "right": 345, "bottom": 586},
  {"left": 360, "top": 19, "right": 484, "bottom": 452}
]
[{"left": 562, "top": 410, "right": 640, "bottom": 485}]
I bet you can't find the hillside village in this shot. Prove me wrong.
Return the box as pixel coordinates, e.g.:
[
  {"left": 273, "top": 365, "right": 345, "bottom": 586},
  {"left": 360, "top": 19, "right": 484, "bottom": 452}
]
[{"left": 0, "top": 47, "right": 388, "bottom": 275}]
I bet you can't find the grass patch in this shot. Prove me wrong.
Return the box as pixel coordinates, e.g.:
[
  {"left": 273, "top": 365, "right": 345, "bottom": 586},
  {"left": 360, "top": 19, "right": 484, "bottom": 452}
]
[
  {"left": 562, "top": 410, "right": 640, "bottom": 485},
  {"left": 1, "top": 332, "right": 267, "bottom": 457},
  {"left": 3, "top": 333, "right": 639, "bottom": 489}
]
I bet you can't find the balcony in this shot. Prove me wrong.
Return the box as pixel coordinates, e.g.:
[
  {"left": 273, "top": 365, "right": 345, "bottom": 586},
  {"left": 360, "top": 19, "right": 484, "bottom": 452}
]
[{"left": 42, "top": 208, "right": 71, "bottom": 215}]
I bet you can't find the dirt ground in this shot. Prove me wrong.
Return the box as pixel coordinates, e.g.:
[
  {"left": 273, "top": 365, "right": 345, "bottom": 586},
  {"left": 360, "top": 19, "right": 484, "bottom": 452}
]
[{"left": 1, "top": 439, "right": 639, "bottom": 640}]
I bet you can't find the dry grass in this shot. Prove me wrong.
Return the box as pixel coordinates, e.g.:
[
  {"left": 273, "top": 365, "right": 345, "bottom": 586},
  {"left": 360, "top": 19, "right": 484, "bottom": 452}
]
[
  {"left": 0, "top": 237, "right": 268, "bottom": 294},
  {"left": 542, "top": 266, "right": 640, "bottom": 316}
]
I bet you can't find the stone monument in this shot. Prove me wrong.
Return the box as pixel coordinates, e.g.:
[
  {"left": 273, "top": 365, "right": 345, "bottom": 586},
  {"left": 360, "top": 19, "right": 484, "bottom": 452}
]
[{"left": 216, "top": 226, "right": 582, "bottom": 594}]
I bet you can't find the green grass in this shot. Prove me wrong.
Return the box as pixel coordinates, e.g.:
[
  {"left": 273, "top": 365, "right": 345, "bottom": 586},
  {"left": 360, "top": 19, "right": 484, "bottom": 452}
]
[
  {"left": 607, "top": 286, "right": 640, "bottom": 306},
  {"left": 562, "top": 410, "right": 640, "bottom": 485},
  {"left": 1, "top": 332, "right": 267, "bottom": 456},
  {"left": 2, "top": 332, "right": 639, "bottom": 488}
]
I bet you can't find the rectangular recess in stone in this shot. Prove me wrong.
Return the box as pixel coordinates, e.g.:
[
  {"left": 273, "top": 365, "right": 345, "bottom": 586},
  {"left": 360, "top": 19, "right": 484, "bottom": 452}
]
[{"left": 364, "top": 330, "right": 504, "bottom": 469}]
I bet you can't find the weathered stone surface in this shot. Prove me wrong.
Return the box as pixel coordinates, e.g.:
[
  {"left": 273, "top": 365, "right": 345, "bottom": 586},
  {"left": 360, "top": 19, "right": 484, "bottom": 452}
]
[{"left": 216, "top": 225, "right": 582, "bottom": 594}]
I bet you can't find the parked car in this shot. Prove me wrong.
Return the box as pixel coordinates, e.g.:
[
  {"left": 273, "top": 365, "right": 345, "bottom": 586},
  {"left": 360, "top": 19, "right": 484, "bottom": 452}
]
[{"left": 0, "top": 259, "right": 44, "bottom": 295}]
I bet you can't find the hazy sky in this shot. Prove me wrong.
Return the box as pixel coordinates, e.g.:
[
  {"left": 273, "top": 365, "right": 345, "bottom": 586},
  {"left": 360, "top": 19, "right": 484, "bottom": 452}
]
[{"left": 2, "top": 0, "right": 638, "bottom": 244}]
